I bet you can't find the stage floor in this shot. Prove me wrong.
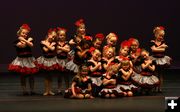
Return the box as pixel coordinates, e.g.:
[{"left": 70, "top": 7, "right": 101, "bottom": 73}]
[{"left": 0, "top": 69, "right": 180, "bottom": 112}]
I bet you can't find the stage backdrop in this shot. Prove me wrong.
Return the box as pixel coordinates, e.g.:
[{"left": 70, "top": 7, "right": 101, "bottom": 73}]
[{"left": 0, "top": 0, "right": 179, "bottom": 69}]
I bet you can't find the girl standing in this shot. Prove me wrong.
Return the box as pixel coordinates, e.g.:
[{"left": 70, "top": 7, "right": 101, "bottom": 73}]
[
  {"left": 8, "top": 24, "right": 38, "bottom": 95},
  {"left": 150, "top": 26, "right": 171, "bottom": 92},
  {"left": 36, "top": 28, "right": 57, "bottom": 96},
  {"left": 55, "top": 27, "right": 71, "bottom": 94}
]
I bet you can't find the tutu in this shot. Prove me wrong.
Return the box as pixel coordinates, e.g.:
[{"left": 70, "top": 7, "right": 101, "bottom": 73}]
[
  {"left": 55, "top": 57, "right": 68, "bottom": 71},
  {"left": 90, "top": 77, "right": 102, "bottom": 86},
  {"left": 99, "top": 86, "right": 122, "bottom": 97},
  {"left": 35, "top": 56, "right": 57, "bottom": 71},
  {"left": 65, "top": 60, "right": 79, "bottom": 73},
  {"left": 151, "top": 55, "right": 171, "bottom": 66},
  {"left": 131, "top": 72, "right": 159, "bottom": 88},
  {"left": 8, "top": 57, "right": 38, "bottom": 75},
  {"left": 64, "top": 87, "right": 91, "bottom": 98},
  {"left": 117, "top": 83, "right": 138, "bottom": 92}
]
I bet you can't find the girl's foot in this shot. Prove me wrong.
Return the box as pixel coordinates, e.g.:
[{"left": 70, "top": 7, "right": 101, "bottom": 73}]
[
  {"left": 49, "top": 91, "right": 55, "bottom": 96},
  {"left": 43, "top": 92, "right": 49, "bottom": 96}
]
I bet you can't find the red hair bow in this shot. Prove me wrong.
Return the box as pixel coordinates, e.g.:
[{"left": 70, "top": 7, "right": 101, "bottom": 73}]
[
  {"left": 21, "top": 24, "right": 31, "bottom": 31},
  {"left": 48, "top": 28, "right": 56, "bottom": 34},
  {"left": 89, "top": 47, "right": 96, "bottom": 53},
  {"left": 158, "top": 26, "right": 165, "bottom": 30},
  {"left": 75, "top": 19, "right": 84, "bottom": 27},
  {"left": 84, "top": 36, "right": 92, "bottom": 41},
  {"left": 121, "top": 40, "right": 131, "bottom": 48},
  {"left": 95, "top": 33, "right": 104, "bottom": 40},
  {"left": 57, "top": 27, "right": 67, "bottom": 32}
]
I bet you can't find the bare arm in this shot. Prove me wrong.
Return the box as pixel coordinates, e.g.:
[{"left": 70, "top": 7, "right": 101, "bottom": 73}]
[{"left": 71, "top": 82, "right": 77, "bottom": 97}]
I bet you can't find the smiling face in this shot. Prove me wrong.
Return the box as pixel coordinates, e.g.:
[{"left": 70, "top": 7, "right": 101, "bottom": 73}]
[
  {"left": 57, "top": 30, "right": 66, "bottom": 41},
  {"left": 92, "top": 49, "right": 101, "bottom": 61},
  {"left": 19, "top": 29, "right": 29, "bottom": 38},
  {"left": 141, "top": 50, "right": 149, "bottom": 59},
  {"left": 120, "top": 46, "right": 129, "bottom": 57},
  {"left": 93, "top": 39, "right": 102, "bottom": 49},
  {"left": 105, "top": 47, "right": 114, "bottom": 59},
  {"left": 131, "top": 40, "right": 139, "bottom": 52},
  {"left": 77, "top": 24, "right": 86, "bottom": 35},
  {"left": 107, "top": 36, "right": 117, "bottom": 46},
  {"left": 121, "top": 60, "right": 130, "bottom": 71},
  {"left": 155, "top": 30, "right": 165, "bottom": 41},
  {"left": 48, "top": 31, "right": 57, "bottom": 42}
]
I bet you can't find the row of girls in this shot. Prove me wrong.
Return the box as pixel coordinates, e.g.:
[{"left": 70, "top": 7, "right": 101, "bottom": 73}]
[{"left": 8, "top": 19, "right": 171, "bottom": 98}]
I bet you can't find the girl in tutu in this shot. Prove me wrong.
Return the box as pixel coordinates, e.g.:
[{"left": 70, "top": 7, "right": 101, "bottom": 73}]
[
  {"left": 117, "top": 58, "right": 138, "bottom": 97},
  {"left": 36, "top": 28, "right": 57, "bottom": 96},
  {"left": 99, "top": 63, "right": 120, "bottom": 98},
  {"left": 87, "top": 47, "right": 103, "bottom": 97},
  {"left": 116, "top": 40, "right": 131, "bottom": 62},
  {"left": 64, "top": 64, "right": 94, "bottom": 99},
  {"left": 66, "top": 36, "right": 92, "bottom": 73},
  {"left": 131, "top": 49, "right": 159, "bottom": 94},
  {"left": 8, "top": 24, "right": 38, "bottom": 95},
  {"left": 150, "top": 26, "right": 171, "bottom": 92},
  {"left": 102, "top": 46, "right": 119, "bottom": 73},
  {"left": 103, "top": 33, "right": 118, "bottom": 57},
  {"left": 128, "top": 38, "right": 142, "bottom": 73},
  {"left": 55, "top": 27, "right": 71, "bottom": 94},
  {"left": 92, "top": 33, "right": 105, "bottom": 50}
]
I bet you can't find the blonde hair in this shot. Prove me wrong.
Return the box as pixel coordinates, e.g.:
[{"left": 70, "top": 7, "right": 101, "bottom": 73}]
[
  {"left": 103, "top": 46, "right": 115, "bottom": 57},
  {"left": 106, "top": 33, "right": 117, "bottom": 40},
  {"left": 107, "top": 64, "right": 119, "bottom": 74}
]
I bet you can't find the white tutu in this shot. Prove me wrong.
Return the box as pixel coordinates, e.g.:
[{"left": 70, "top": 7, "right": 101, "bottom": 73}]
[
  {"left": 8, "top": 57, "right": 38, "bottom": 74},
  {"left": 151, "top": 55, "right": 171, "bottom": 66},
  {"left": 90, "top": 77, "right": 102, "bottom": 86},
  {"left": 131, "top": 72, "right": 159, "bottom": 88},
  {"left": 65, "top": 60, "right": 79, "bottom": 73},
  {"left": 36, "top": 56, "right": 57, "bottom": 71}
]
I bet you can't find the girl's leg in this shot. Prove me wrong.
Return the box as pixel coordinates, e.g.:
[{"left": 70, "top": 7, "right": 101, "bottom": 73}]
[
  {"left": 64, "top": 71, "right": 70, "bottom": 89},
  {"left": 43, "top": 75, "right": 49, "bottom": 96},
  {"left": 57, "top": 72, "right": 63, "bottom": 94},
  {"left": 20, "top": 75, "right": 28, "bottom": 95},
  {"left": 29, "top": 75, "right": 35, "bottom": 95},
  {"left": 48, "top": 75, "right": 55, "bottom": 95},
  {"left": 76, "top": 94, "right": 84, "bottom": 99},
  {"left": 127, "top": 91, "right": 133, "bottom": 97}
]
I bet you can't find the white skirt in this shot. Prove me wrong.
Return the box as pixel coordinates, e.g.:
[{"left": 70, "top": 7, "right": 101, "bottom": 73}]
[
  {"left": 36, "top": 56, "right": 57, "bottom": 71},
  {"left": 90, "top": 77, "right": 102, "bottom": 86},
  {"left": 55, "top": 57, "right": 68, "bottom": 71},
  {"left": 65, "top": 60, "right": 79, "bottom": 73},
  {"left": 8, "top": 57, "right": 38, "bottom": 74},
  {"left": 151, "top": 55, "right": 171, "bottom": 66},
  {"left": 131, "top": 72, "right": 160, "bottom": 88}
]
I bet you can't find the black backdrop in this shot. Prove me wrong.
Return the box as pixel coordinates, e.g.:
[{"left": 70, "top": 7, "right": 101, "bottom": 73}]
[{"left": 0, "top": 0, "right": 179, "bottom": 64}]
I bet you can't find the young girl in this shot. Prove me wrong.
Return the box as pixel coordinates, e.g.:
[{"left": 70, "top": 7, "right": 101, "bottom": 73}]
[
  {"left": 69, "top": 19, "right": 89, "bottom": 45},
  {"left": 8, "top": 24, "right": 38, "bottom": 95},
  {"left": 99, "top": 63, "right": 120, "bottom": 98},
  {"left": 64, "top": 64, "right": 94, "bottom": 99},
  {"left": 150, "top": 26, "right": 171, "bottom": 92},
  {"left": 117, "top": 58, "right": 138, "bottom": 97},
  {"left": 103, "top": 33, "right": 118, "bottom": 57},
  {"left": 102, "top": 46, "right": 119, "bottom": 73},
  {"left": 128, "top": 38, "right": 142, "bottom": 73},
  {"left": 131, "top": 49, "right": 159, "bottom": 94},
  {"left": 55, "top": 27, "right": 71, "bottom": 94},
  {"left": 36, "top": 28, "right": 57, "bottom": 96},
  {"left": 66, "top": 36, "right": 92, "bottom": 73},
  {"left": 87, "top": 47, "right": 102, "bottom": 96},
  {"left": 93, "top": 33, "right": 105, "bottom": 50},
  {"left": 116, "top": 40, "right": 131, "bottom": 62}
]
